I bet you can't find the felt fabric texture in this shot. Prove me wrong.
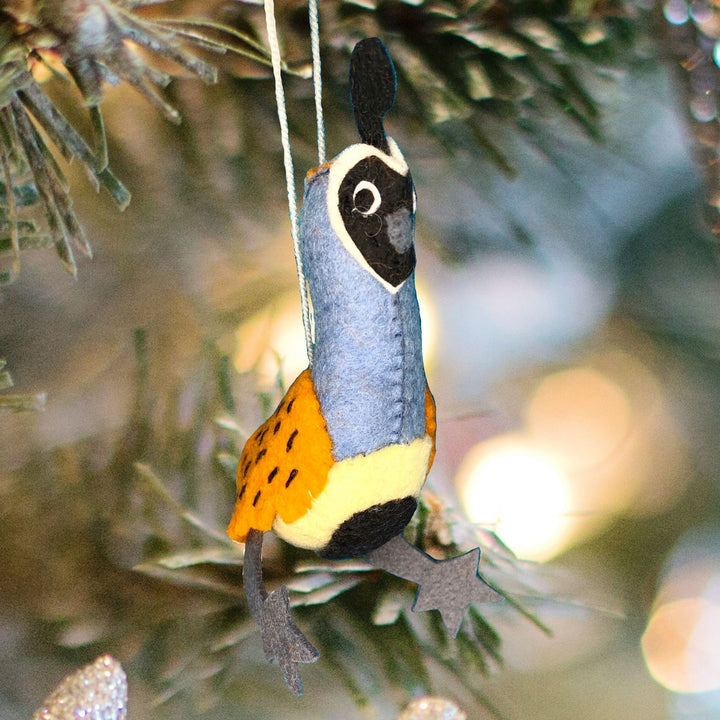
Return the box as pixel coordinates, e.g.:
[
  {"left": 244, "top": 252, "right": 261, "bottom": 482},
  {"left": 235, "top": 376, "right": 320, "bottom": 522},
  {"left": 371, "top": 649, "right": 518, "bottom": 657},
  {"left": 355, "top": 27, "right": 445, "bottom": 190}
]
[
  {"left": 228, "top": 367, "right": 435, "bottom": 552},
  {"left": 300, "top": 144, "right": 428, "bottom": 461},
  {"left": 338, "top": 155, "right": 415, "bottom": 288},
  {"left": 349, "top": 37, "right": 396, "bottom": 152},
  {"left": 230, "top": 32, "right": 439, "bottom": 564},
  {"left": 323, "top": 140, "right": 412, "bottom": 295},
  {"left": 232, "top": 36, "right": 503, "bottom": 695},
  {"left": 227, "top": 369, "right": 334, "bottom": 543},
  {"left": 273, "top": 433, "right": 433, "bottom": 551},
  {"left": 243, "top": 529, "right": 319, "bottom": 696},
  {"left": 319, "top": 496, "right": 418, "bottom": 559},
  {"left": 424, "top": 383, "right": 437, "bottom": 471},
  {"left": 365, "top": 534, "right": 504, "bottom": 637}
]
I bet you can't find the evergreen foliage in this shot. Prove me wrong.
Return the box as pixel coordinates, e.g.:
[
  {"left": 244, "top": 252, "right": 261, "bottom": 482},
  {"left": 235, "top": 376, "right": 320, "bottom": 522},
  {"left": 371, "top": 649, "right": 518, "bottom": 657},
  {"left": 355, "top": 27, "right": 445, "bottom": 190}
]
[
  {"left": 1, "top": 1, "right": 716, "bottom": 719},
  {"left": 0, "top": 0, "right": 651, "bottom": 280}
]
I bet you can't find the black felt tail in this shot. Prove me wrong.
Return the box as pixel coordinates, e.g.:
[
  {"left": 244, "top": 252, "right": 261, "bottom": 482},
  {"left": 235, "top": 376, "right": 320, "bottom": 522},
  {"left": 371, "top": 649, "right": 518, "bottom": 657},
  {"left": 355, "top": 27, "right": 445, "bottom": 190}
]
[{"left": 350, "top": 37, "right": 396, "bottom": 153}]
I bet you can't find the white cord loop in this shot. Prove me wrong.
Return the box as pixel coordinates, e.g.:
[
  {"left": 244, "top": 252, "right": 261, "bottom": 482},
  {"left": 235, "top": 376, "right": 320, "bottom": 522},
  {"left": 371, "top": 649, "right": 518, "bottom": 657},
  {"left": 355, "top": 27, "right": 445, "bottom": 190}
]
[
  {"left": 263, "top": 0, "right": 315, "bottom": 364},
  {"left": 308, "top": 0, "right": 325, "bottom": 165}
]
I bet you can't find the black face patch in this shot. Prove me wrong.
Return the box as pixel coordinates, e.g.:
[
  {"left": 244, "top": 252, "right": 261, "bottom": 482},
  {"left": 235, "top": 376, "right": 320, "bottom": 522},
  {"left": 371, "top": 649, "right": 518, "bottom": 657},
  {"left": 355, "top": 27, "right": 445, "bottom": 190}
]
[{"left": 338, "top": 155, "right": 416, "bottom": 287}]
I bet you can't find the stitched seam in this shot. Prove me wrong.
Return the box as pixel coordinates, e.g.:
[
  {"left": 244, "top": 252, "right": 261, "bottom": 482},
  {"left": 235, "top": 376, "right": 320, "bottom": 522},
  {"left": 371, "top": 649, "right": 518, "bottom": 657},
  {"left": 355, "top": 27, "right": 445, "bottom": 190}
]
[{"left": 390, "top": 292, "right": 404, "bottom": 444}]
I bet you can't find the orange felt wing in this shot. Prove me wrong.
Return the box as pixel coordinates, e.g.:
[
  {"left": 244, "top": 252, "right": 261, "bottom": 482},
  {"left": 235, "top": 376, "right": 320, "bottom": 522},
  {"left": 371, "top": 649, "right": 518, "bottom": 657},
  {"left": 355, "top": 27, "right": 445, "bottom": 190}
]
[
  {"left": 425, "top": 385, "right": 437, "bottom": 473},
  {"left": 227, "top": 369, "right": 335, "bottom": 543}
]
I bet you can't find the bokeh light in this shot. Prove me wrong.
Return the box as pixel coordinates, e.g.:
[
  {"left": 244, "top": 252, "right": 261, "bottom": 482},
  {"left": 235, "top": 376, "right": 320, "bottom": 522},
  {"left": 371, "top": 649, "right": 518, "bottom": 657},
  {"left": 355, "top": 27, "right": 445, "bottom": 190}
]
[
  {"left": 642, "top": 526, "right": 720, "bottom": 701},
  {"left": 457, "top": 434, "right": 573, "bottom": 561},
  {"left": 455, "top": 342, "right": 690, "bottom": 562},
  {"left": 416, "top": 280, "right": 439, "bottom": 374},
  {"left": 526, "top": 366, "right": 632, "bottom": 472},
  {"left": 664, "top": 0, "right": 690, "bottom": 25},
  {"left": 642, "top": 598, "right": 720, "bottom": 694},
  {"left": 234, "top": 293, "right": 308, "bottom": 388}
]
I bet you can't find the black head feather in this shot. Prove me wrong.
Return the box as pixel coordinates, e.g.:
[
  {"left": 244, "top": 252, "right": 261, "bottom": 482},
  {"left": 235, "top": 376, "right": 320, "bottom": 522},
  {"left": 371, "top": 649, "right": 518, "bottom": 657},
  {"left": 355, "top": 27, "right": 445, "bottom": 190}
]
[{"left": 350, "top": 38, "right": 396, "bottom": 153}]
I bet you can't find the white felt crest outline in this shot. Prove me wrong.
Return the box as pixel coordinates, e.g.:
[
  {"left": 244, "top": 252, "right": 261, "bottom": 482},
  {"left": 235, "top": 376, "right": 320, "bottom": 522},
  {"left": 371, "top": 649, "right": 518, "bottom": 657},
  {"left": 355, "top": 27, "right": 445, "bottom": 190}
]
[{"left": 326, "top": 137, "right": 412, "bottom": 294}]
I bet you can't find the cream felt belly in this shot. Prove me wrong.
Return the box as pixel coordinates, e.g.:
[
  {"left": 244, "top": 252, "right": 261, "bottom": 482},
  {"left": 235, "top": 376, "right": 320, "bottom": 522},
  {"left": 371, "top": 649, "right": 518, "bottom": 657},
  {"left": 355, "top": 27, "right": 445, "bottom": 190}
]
[{"left": 273, "top": 434, "right": 433, "bottom": 551}]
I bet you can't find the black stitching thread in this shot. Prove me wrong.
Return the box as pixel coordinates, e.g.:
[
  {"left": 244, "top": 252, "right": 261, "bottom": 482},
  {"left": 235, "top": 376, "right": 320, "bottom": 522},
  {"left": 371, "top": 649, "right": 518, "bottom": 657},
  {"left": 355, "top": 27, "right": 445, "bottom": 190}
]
[
  {"left": 256, "top": 448, "right": 267, "bottom": 463},
  {"left": 273, "top": 421, "right": 281, "bottom": 434},
  {"left": 242, "top": 461, "right": 251, "bottom": 478},
  {"left": 286, "top": 398, "right": 295, "bottom": 413},
  {"left": 286, "top": 429, "right": 298, "bottom": 452},
  {"left": 238, "top": 485, "right": 246, "bottom": 500},
  {"left": 285, "top": 468, "right": 298, "bottom": 488},
  {"left": 267, "top": 467, "right": 279, "bottom": 483},
  {"left": 252, "top": 490, "right": 261, "bottom": 506}
]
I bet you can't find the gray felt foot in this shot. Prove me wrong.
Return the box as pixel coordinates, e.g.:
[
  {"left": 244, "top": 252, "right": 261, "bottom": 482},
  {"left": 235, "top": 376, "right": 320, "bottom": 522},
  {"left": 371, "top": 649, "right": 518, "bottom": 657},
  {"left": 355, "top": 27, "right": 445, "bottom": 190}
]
[
  {"left": 242, "top": 529, "right": 319, "bottom": 695},
  {"left": 365, "top": 534, "right": 503, "bottom": 637},
  {"left": 259, "top": 584, "right": 320, "bottom": 696},
  {"left": 411, "top": 547, "right": 502, "bottom": 637}
]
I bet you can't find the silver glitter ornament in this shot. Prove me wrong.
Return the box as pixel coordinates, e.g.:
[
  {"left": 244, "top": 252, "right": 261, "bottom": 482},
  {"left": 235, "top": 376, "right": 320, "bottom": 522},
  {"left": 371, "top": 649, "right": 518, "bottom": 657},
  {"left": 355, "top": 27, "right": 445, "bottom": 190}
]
[
  {"left": 32, "top": 654, "right": 127, "bottom": 720},
  {"left": 398, "top": 696, "right": 467, "bottom": 720}
]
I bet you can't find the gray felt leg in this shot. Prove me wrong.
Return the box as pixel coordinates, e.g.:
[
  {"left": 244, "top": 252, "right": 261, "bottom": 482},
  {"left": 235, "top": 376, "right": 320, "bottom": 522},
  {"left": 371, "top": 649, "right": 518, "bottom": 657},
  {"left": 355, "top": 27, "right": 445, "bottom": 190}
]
[
  {"left": 243, "top": 529, "right": 319, "bottom": 696},
  {"left": 365, "top": 534, "right": 503, "bottom": 637}
]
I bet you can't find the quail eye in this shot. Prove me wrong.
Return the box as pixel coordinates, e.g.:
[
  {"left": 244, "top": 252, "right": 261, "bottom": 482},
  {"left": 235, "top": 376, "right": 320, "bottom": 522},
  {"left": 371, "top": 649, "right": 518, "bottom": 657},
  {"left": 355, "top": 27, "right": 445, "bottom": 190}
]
[{"left": 353, "top": 180, "right": 381, "bottom": 215}]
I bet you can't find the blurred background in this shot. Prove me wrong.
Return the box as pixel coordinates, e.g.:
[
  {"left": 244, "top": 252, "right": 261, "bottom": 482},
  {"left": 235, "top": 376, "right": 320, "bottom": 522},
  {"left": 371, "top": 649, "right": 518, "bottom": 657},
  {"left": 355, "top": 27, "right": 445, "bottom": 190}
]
[{"left": 2, "top": 0, "right": 720, "bottom": 718}]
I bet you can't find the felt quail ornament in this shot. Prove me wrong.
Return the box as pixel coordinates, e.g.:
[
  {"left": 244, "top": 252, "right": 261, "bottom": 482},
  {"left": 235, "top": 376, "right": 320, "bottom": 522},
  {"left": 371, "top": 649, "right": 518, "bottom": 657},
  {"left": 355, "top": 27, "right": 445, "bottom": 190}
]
[{"left": 228, "top": 37, "right": 502, "bottom": 696}]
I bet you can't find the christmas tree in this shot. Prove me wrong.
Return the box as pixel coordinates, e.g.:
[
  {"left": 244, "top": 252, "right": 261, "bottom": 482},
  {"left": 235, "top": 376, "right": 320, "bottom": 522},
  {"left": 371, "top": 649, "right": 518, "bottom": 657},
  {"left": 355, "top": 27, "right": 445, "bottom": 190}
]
[{"left": 2, "top": 1, "right": 719, "bottom": 718}]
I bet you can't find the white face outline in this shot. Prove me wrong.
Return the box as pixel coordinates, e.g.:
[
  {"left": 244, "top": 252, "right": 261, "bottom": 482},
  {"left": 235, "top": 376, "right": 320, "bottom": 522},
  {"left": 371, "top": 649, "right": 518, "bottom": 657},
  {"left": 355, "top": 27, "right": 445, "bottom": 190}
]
[{"left": 326, "top": 137, "right": 413, "bottom": 294}]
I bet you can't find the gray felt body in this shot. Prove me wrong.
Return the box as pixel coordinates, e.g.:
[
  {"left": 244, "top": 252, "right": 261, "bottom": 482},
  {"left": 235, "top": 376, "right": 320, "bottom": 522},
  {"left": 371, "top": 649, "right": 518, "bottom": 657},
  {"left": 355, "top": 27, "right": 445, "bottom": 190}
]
[{"left": 300, "top": 166, "right": 427, "bottom": 461}]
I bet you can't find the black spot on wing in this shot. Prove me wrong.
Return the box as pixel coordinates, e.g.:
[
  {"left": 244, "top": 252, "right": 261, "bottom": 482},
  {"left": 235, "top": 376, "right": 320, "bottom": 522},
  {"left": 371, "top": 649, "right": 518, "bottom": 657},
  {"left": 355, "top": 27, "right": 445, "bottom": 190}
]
[{"left": 286, "top": 429, "right": 298, "bottom": 452}]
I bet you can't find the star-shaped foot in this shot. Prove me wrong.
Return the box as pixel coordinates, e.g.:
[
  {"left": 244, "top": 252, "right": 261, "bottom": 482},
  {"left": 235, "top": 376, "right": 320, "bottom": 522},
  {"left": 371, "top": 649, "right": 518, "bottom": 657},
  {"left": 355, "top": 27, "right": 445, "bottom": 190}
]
[
  {"left": 259, "top": 584, "right": 320, "bottom": 695},
  {"left": 411, "top": 547, "right": 502, "bottom": 637},
  {"left": 366, "top": 534, "right": 502, "bottom": 637}
]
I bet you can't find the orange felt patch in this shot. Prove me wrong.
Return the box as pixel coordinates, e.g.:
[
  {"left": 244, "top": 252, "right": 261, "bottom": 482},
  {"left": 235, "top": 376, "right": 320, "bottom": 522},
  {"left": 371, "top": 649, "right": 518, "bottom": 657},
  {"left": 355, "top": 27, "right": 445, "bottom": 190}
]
[
  {"left": 227, "top": 369, "right": 334, "bottom": 543},
  {"left": 425, "top": 385, "right": 437, "bottom": 473},
  {"left": 306, "top": 161, "right": 333, "bottom": 181}
]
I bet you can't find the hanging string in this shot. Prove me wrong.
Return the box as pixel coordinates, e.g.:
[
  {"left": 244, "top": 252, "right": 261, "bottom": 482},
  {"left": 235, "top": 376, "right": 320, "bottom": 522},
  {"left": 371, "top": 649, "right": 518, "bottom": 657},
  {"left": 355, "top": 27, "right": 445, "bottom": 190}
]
[
  {"left": 308, "top": 0, "right": 325, "bottom": 165},
  {"left": 263, "top": 0, "right": 314, "bottom": 364}
]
